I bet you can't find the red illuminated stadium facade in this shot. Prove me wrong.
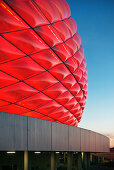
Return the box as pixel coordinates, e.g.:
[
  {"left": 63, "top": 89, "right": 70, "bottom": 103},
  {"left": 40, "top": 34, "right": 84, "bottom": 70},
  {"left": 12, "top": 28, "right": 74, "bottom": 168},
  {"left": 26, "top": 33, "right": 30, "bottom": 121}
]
[
  {"left": 0, "top": 0, "right": 88, "bottom": 127},
  {"left": 0, "top": 1, "right": 110, "bottom": 170}
]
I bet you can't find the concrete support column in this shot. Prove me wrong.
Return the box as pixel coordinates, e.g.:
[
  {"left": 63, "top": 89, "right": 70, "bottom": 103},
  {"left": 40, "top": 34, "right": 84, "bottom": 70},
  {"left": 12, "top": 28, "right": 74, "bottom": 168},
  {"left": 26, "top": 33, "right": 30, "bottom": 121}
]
[
  {"left": 24, "top": 151, "right": 28, "bottom": 170},
  {"left": 102, "top": 157, "right": 104, "bottom": 163},
  {"left": 90, "top": 154, "right": 92, "bottom": 163},
  {"left": 17, "top": 152, "right": 23, "bottom": 170},
  {"left": 98, "top": 156, "right": 100, "bottom": 164},
  {"left": 67, "top": 152, "right": 72, "bottom": 170},
  {"left": 86, "top": 152, "right": 90, "bottom": 170},
  {"left": 51, "top": 152, "right": 56, "bottom": 170},
  {"left": 82, "top": 152, "right": 87, "bottom": 170},
  {"left": 64, "top": 152, "right": 66, "bottom": 163},
  {"left": 76, "top": 152, "right": 82, "bottom": 170},
  {"left": 82, "top": 152, "right": 90, "bottom": 170}
]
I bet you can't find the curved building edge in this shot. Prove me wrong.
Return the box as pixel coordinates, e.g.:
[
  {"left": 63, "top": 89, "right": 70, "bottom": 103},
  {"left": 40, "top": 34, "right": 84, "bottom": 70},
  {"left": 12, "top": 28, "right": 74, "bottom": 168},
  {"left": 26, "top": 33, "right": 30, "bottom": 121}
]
[{"left": 0, "top": 112, "right": 110, "bottom": 152}]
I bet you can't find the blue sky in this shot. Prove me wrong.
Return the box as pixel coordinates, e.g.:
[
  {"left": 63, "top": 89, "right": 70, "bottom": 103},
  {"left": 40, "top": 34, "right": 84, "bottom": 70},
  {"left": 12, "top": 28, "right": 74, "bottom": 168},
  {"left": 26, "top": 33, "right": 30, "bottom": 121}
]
[{"left": 67, "top": 0, "right": 114, "bottom": 147}]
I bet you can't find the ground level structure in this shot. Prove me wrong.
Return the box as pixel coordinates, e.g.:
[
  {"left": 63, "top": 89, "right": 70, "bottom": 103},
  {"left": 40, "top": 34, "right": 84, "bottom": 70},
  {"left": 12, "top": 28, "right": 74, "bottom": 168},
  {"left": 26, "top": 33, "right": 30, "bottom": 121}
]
[{"left": 0, "top": 112, "right": 110, "bottom": 170}]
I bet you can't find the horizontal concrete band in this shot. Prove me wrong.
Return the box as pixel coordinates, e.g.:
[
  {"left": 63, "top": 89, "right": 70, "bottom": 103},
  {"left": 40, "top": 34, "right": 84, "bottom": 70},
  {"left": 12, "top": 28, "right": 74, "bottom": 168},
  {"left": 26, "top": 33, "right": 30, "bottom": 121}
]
[{"left": 0, "top": 112, "right": 110, "bottom": 152}]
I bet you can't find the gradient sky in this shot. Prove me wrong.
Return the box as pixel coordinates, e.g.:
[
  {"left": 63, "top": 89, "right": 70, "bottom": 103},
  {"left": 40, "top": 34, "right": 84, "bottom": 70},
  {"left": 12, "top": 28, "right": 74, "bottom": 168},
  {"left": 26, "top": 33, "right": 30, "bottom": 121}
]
[{"left": 67, "top": 0, "right": 114, "bottom": 147}]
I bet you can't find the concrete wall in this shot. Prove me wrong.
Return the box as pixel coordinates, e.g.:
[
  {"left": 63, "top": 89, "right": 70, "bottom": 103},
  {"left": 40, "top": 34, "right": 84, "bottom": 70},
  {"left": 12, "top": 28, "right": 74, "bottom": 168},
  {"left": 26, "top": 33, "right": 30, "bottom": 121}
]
[{"left": 0, "top": 112, "right": 110, "bottom": 152}]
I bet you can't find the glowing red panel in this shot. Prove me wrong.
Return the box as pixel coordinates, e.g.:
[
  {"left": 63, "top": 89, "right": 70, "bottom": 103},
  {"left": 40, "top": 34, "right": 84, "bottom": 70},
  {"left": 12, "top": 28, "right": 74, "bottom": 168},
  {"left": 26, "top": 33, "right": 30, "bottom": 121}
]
[
  {"left": 4, "top": 0, "right": 49, "bottom": 27},
  {"left": 61, "top": 74, "right": 76, "bottom": 89},
  {"left": 35, "top": 25, "right": 62, "bottom": 47},
  {"left": 31, "top": 49, "right": 61, "bottom": 70},
  {"left": 56, "top": 91, "right": 73, "bottom": 106},
  {"left": 17, "top": 92, "right": 52, "bottom": 110},
  {"left": 35, "top": 100, "right": 61, "bottom": 116},
  {"left": 3, "top": 29, "right": 48, "bottom": 55},
  {"left": 65, "top": 38, "right": 78, "bottom": 55},
  {"left": 51, "top": 0, "right": 71, "bottom": 20},
  {"left": 73, "top": 33, "right": 81, "bottom": 49},
  {"left": 0, "top": 71, "right": 18, "bottom": 88},
  {"left": 0, "top": 36, "right": 25, "bottom": 64},
  {"left": 43, "top": 82, "right": 67, "bottom": 100},
  {"left": 0, "top": 57, "right": 45, "bottom": 80},
  {"left": 0, "top": 0, "right": 88, "bottom": 127},
  {"left": 53, "top": 21, "right": 71, "bottom": 41},
  {"left": 65, "top": 57, "right": 78, "bottom": 73},
  {"left": 24, "top": 71, "right": 58, "bottom": 91},
  {"left": 64, "top": 17, "right": 77, "bottom": 36},
  {"left": 52, "top": 43, "right": 72, "bottom": 62},
  {"left": 0, "top": 1, "right": 29, "bottom": 33},
  {"left": 35, "top": 0, "right": 62, "bottom": 22},
  {"left": 49, "top": 64, "right": 70, "bottom": 81},
  {"left": 0, "top": 104, "right": 30, "bottom": 115},
  {"left": 0, "top": 82, "right": 38, "bottom": 103},
  {"left": 0, "top": 100, "right": 10, "bottom": 107}
]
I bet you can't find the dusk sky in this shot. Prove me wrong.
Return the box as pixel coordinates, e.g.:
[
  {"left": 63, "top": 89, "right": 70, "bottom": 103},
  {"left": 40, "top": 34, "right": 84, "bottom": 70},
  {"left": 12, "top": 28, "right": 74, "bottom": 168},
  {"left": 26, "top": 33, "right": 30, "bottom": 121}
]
[{"left": 67, "top": 0, "right": 114, "bottom": 147}]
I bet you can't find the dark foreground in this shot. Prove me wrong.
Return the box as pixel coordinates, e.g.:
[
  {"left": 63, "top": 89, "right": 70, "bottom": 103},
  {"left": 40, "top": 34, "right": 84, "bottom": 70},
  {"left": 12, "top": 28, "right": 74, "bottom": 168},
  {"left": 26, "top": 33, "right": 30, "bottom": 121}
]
[
  {"left": 89, "top": 167, "right": 114, "bottom": 170},
  {"left": 89, "top": 164, "right": 114, "bottom": 170}
]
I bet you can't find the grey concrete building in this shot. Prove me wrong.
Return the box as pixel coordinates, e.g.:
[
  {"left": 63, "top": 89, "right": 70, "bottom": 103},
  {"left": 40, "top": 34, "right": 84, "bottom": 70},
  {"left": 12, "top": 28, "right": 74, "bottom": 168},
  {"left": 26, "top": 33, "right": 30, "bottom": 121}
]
[{"left": 0, "top": 112, "right": 110, "bottom": 170}]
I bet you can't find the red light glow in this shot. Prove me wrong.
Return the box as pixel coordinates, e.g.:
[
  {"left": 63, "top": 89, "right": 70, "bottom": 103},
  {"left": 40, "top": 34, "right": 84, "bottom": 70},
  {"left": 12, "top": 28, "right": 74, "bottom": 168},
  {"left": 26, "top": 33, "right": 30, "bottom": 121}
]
[{"left": 0, "top": 0, "right": 88, "bottom": 126}]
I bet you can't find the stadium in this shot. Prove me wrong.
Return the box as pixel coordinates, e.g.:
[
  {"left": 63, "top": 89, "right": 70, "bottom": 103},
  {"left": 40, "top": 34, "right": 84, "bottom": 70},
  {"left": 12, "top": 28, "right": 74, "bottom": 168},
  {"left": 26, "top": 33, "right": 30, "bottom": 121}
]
[{"left": 0, "top": 0, "right": 109, "bottom": 169}]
